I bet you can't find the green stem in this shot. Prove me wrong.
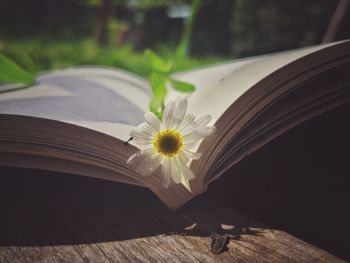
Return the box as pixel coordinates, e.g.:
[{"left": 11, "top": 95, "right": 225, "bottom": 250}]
[{"left": 176, "top": 0, "right": 203, "bottom": 58}]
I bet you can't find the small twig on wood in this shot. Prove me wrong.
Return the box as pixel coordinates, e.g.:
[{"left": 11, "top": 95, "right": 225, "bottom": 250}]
[{"left": 124, "top": 137, "right": 133, "bottom": 145}]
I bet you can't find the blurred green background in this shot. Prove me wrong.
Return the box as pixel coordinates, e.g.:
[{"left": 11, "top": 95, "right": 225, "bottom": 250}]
[{"left": 0, "top": 0, "right": 349, "bottom": 77}]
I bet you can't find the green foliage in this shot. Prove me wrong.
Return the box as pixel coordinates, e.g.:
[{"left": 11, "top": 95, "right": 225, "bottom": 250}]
[
  {"left": 169, "top": 78, "right": 195, "bottom": 93},
  {"left": 150, "top": 72, "right": 168, "bottom": 96},
  {"left": 176, "top": 0, "right": 202, "bottom": 58},
  {"left": 146, "top": 49, "right": 170, "bottom": 119},
  {"left": 1, "top": 39, "right": 223, "bottom": 78},
  {"left": 150, "top": 96, "right": 165, "bottom": 119},
  {"left": 0, "top": 52, "right": 34, "bottom": 84},
  {"left": 144, "top": 49, "right": 199, "bottom": 118},
  {"left": 133, "top": 0, "right": 187, "bottom": 9},
  {"left": 144, "top": 50, "right": 172, "bottom": 73}
]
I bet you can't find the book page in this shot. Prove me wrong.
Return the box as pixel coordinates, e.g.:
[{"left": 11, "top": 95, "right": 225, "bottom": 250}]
[
  {"left": 0, "top": 67, "right": 150, "bottom": 140},
  {"left": 174, "top": 42, "right": 341, "bottom": 125}
]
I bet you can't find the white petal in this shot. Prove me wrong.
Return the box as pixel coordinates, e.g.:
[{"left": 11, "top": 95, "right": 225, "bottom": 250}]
[
  {"left": 137, "top": 153, "right": 162, "bottom": 176},
  {"left": 170, "top": 158, "right": 181, "bottom": 184},
  {"left": 185, "top": 126, "right": 216, "bottom": 141},
  {"left": 129, "top": 140, "right": 153, "bottom": 150},
  {"left": 184, "top": 131, "right": 206, "bottom": 142},
  {"left": 163, "top": 101, "right": 176, "bottom": 129},
  {"left": 181, "top": 124, "right": 197, "bottom": 135},
  {"left": 162, "top": 158, "right": 171, "bottom": 188},
  {"left": 130, "top": 138, "right": 151, "bottom": 147},
  {"left": 145, "top": 112, "right": 161, "bottom": 132},
  {"left": 137, "top": 122, "right": 154, "bottom": 136},
  {"left": 173, "top": 99, "right": 187, "bottom": 129},
  {"left": 179, "top": 114, "right": 196, "bottom": 134},
  {"left": 127, "top": 148, "right": 154, "bottom": 165},
  {"left": 130, "top": 124, "right": 154, "bottom": 142},
  {"left": 177, "top": 158, "right": 195, "bottom": 180},
  {"left": 127, "top": 151, "right": 142, "bottom": 165},
  {"left": 195, "top": 115, "right": 211, "bottom": 127},
  {"left": 130, "top": 132, "right": 153, "bottom": 142},
  {"left": 184, "top": 150, "right": 201, "bottom": 160},
  {"left": 194, "top": 126, "right": 216, "bottom": 137},
  {"left": 181, "top": 175, "right": 191, "bottom": 192},
  {"left": 178, "top": 150, "right": 190, "bottom": 164},
  {"left": 130, "top": 137, "right": 153, "bottom": 146},
  {"left": 183, "top": 140, "right": 199, "bottom": 149},
  {"left": 130, "top": 129, "right": 149, "bottom": 140}
]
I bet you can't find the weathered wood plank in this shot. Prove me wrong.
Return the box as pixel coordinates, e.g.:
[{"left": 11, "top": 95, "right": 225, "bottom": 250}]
[{"left": 0, "top": 168, "right": 346, "bottom": 263}]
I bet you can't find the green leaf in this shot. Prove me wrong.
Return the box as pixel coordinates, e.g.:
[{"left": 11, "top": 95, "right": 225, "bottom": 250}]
[
  {"left": 0, "top": 52, "right": 34, "bottom": 84},
  {"left": 150, "top": 72, "right": 167, "bottom": 96},
  {"left": 150, "top": 96, "right": 164, "bottom": 119},
  {"left": 144, "top": 49, "right": 172, "bottom": 73},
  {"left": 169, "top": 78, "right": 195, "bottom": 93},
  {"left": 149, "top": 72, "right": 168, "bottom": 119}
]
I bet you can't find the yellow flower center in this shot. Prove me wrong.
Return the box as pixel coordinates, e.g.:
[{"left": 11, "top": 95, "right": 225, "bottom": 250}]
[{"left": 153, "top": 129, "right": 183, "bottom": 157}]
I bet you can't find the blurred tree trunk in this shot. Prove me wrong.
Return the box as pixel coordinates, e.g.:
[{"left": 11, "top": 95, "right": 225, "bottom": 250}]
[
  {"left": 216, "top": 0, "right": 234, "bottom": 55},
  {"left": 192, "top": 0, "right": 234, "bottom": 56},
  {"left": 95, "top": 0, "right": 111, "bottom": 45},
  {"left": 322, "top": 0, "right": 349, "bottom": 43}
]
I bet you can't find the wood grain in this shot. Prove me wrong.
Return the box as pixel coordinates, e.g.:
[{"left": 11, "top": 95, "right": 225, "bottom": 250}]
[{"left": 0, "top": 167, "right": 346, "bottom": 263}]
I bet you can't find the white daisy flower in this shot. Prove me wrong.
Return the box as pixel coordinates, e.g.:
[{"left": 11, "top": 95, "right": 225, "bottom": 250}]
[{"left": 127, "top": 99, "right": 215, "bottom": 191}]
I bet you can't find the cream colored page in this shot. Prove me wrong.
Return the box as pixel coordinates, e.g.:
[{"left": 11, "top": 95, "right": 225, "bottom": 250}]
[
  {"left": 165, "top": 60, "right": 254, "bottom": 105},
  {"left": 66, "top": 121, "right": 133, "bottom": 141},
  {"left": 174, "top": 42, "right": 340, "bottom": 124},
  {"left": 37, "top": 67, "right": 151, "bottom": 112},
  {"left": 0, "top": 67, "right": 150, "bottom": 141}
]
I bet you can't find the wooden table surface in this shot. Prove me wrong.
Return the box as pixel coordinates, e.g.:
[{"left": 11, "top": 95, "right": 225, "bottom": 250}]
[{"left": 0, "top": 167, "right": 346, "bottom": 263}]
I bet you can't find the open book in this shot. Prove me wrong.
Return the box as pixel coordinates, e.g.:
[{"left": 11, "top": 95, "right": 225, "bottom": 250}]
[{"left": 1, "top": 40, "right": 350, "bottom": 209}]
